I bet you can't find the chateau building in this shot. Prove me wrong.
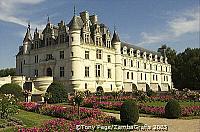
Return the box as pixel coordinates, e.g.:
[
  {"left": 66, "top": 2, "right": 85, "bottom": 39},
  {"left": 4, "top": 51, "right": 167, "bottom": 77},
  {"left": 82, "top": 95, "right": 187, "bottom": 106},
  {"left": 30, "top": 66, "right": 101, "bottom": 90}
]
[{"left": 16, "top": 11, "right": 172, "bottom": 93}]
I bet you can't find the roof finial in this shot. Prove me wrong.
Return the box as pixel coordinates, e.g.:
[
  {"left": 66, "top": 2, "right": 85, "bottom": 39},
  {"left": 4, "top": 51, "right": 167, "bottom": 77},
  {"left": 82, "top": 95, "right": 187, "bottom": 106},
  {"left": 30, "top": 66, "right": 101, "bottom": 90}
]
[
  {"left": 28, "top": 21, "right": 30, "bottom": 30},
  {"left": 114, "top": 24, "right": 116, "bottom": 32},
  {"left": 47, "top": 14, "right": 50, "bottom": 23},
  {"left": 73, "top": 5, "right": 76, "bottom": 16}
]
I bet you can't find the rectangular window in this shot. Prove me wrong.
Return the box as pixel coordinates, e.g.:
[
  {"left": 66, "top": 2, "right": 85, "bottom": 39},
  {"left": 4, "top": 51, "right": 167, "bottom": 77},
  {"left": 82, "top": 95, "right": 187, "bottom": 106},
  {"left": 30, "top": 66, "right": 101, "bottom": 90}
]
[
  {"left": 124, "top": 59, "right": 126, "bottom": 66},
  {"left": 166, "top": 67, "right": 167, "bottom": 72},
  {"left": 35, "top": 55, "right": 39, "bottom": 63},
  {"left": 166, "top": 76, "right": 168, "bottom": 81},
  {"left": 96, "top": 64, "right": 101, "bottom": 77},
  {"left": 34, "top": 69, "right": 38, "bottom": 76},
  {"left": 107, "top": 55, "right": 111, "bottom": 63},
  {"left": 71, "top": 71, "right": 74, "bottom": 76},
  {"left": 156, "top": 75, "right": 158, "bottom": 81},
  {"left": 96, "top": 49, "right": 102, "bottom": 59},
  {"left": 131, "top": 72, "right": 133, "bottom": 80},
  {"left": 46, "top": 54, "right": 53, "bottom": 60},
  {"left": 144, "top": 63, "right": 146, "bottom": 69},
  {"left": 164, "top": 76, "right": 165, "bottom": 81},
  {"left": 153, "top": 75, "right": 154, "bottom": 80},
  {"left": 145, "top": 73, "right": 147, "bottom": 80},
  {"left": 85, "top": 67, "right": 89, "bottom": 77},
  {"left": 60, "top": 51, "right": 64, "bottom": 59},
  {"left": 127, "top": 72, "right": 129, "bottom": 79},
  {"left": 85, "top": 83, "right": 87, "bottom": 89},
  {"left": 155, "top": 65, "right": 157, "bottom": 71},
  {"left": 141, "top": 73, "right": 142, "bottom": 80},
  {"left": 108, "top": 69, "right": 111, "bottom": 78},
  {"left": 130, "top": 60, "right": 133, "bottom": 67},
  {"left": 161, "top": 66, "right": 162, "bottom": 71},
  {"left": 138, "top": 61, "right": 140, "bottom": 68},
  {"left": 71, "top": 52, "right": 74, "bottom": 57},
  {"left": 71, "top": 37, "right": 74, "bottom": 42},
  {"left": 60, "top": 67, "right": 64, "bottom": 77},
  {"left": 85, "top": 51, "right": 89, "bottom": 59},
  {"left": 150, "top": 64, "right": 152, "bottom": 70}
]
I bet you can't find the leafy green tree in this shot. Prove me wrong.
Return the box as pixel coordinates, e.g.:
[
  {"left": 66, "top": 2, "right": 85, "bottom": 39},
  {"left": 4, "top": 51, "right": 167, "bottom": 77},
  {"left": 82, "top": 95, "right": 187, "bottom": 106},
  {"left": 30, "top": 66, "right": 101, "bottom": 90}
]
[
  {"left": 0, "top": 68, "right": 16, "bottom": 77},
  {"left": 175, "top": 48, "right": 200, "bottom": 90},
  {"left": 0, "top": 83, "right": 23, "bottom": 101},
  {"left": 158, "top": 45, "right": 200, "bottom": 90},
  {"left": 46, "top": 82, "right": 67, "bottom": 103}
]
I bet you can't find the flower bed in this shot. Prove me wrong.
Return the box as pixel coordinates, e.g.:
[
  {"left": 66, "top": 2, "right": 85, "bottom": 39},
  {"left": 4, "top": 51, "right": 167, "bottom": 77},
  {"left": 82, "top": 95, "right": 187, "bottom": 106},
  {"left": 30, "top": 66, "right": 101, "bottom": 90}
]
[
  {"left": 18, "top": 116, "right": 116, "bottom": 132},
  {"left": 18, "top": 102, "right": 110, "bottom": 121},
  {"left": 82, "top": 97, "right": 200, "bottom": 117}
]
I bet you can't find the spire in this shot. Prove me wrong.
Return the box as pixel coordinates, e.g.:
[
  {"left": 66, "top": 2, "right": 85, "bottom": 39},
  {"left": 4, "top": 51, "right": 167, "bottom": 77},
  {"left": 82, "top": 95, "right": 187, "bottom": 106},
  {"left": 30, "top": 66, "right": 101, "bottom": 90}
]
[
  {"left": 111, "top": 28, "right": 120, "bottom": 43},
  {"left": 23, "top": 22, "right": 32, "bottom": 43},
  {"left": 68, "top": 6, "right": 81, "bottom": 31},
  {"left": 47, "top": 15, "right": 50, "bottom": 24},
  {"left": 73, "top": 5, "right": 76, "bottom": 16}
]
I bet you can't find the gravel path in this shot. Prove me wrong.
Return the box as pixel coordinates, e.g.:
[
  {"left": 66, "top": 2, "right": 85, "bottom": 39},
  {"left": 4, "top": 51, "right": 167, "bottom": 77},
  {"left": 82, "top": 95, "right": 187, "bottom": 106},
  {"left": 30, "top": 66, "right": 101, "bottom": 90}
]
[{"left": 106, "top": 112, "right": 200, "bottom": 132}]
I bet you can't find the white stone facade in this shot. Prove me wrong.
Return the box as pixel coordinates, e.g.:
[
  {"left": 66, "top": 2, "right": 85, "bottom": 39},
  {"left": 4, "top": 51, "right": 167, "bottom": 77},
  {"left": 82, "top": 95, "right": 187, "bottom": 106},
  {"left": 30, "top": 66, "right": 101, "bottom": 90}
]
[{"left": 16, "top": 11, "right": 172, "bottom": 93}]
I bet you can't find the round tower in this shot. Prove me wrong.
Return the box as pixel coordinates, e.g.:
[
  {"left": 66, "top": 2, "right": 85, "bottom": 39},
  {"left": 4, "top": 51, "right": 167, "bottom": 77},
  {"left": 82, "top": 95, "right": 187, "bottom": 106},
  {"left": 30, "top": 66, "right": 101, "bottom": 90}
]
[
  {"left": 112, "top": 30, "right": 123, "bottom": 91},
  {"left": 69, "top": 15, "right": 82, "bottom": 92}
]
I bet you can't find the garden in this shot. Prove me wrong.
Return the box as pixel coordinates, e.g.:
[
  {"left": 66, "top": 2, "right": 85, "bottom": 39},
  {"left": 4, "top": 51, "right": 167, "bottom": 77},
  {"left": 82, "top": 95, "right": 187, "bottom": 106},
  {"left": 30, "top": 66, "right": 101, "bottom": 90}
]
[{"left": 0, "top": 82, "right": 200, "bottom": 131}]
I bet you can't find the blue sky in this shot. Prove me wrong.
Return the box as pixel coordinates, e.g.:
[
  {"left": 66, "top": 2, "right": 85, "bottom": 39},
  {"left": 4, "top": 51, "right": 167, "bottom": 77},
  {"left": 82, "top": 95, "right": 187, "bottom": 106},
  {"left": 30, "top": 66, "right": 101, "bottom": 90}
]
[{"left": 0, "top": 0, "right": 199, "bottom": 69}]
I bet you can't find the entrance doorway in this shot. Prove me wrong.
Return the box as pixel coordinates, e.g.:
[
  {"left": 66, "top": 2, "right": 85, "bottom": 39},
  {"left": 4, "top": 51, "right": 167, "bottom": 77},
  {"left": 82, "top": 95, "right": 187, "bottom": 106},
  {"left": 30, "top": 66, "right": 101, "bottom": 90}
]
[{"left": 46, "top": 68, "right": 52, "bottom": 76}]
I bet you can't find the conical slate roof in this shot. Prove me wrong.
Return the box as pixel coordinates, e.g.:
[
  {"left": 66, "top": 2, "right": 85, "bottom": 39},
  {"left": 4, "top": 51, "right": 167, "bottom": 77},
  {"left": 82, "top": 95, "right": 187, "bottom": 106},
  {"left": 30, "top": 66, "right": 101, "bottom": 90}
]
[
  {"left": 68, "top": 15, "right": 82, "bottom": 30},
  {"left": 23, "top": 25, "right": 32, "bottom": 43},
  {"left": 111, "top": 31, "right": 120, "bottom": 43}
]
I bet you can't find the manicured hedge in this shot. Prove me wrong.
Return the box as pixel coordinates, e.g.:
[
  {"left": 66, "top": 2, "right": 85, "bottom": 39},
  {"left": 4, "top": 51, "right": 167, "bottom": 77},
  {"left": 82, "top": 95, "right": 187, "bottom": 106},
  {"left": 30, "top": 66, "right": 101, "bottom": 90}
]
[{"left": 120, "top": 100, "right": 139, "bottom": 125}]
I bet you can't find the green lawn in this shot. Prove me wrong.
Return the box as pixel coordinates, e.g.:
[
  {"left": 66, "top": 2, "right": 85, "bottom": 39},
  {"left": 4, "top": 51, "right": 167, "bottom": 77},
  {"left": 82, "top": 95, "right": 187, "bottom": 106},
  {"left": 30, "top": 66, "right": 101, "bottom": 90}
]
[
  {"left": 142, "top": 101, "right": 200, "bottom": 107},
  {"left": 0, "top": 110, "right": 55, "bottom": 132}
]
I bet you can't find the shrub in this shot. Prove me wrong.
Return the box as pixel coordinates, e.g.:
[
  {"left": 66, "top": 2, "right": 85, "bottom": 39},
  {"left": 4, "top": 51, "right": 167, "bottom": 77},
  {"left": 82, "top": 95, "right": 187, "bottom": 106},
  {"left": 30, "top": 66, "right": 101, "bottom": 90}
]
[
  {"left": 0, "top": 94, "right": 18, "bottom": 119},
  {"left": 0, "top": 83, "right": 23, "bottom": 100},
  {"left": 146, "top": 89, "right": 156, "bottom": 97},
  {"left": 120, "top": 100, "right": 139, "bottom": 125},
  {"left": 46, "top": 82, "right": 67, "bottom": 103},
  {"left": 165, "top": 100, "right": 181, "bottom": 119}
]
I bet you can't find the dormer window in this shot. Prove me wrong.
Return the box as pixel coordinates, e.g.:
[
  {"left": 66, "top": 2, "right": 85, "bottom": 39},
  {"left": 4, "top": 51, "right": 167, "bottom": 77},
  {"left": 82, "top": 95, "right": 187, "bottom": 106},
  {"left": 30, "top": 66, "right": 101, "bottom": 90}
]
[
  {"left": 59, "top": 34, "right": 65, "bottom": 44},
  {"left": 160, "top": 56, "right": 163, "bottom": 62},
  {"left": 130, "top": 48, "right": 133, "bottom": 56},
  {"left": 149, "top": 54, "right": 152, "bottom": 60},
  {"left": 143, "top": 52, "right": 146, "bottom": 59},
  {"left": 136, "top": 50, "right": 140, "bottom": 57},
  {"left": 154, "top": 55, "right": 158, "bottom": 61},
  {"left": 123, "top": 46, "right": 127, "bottom": 54}
]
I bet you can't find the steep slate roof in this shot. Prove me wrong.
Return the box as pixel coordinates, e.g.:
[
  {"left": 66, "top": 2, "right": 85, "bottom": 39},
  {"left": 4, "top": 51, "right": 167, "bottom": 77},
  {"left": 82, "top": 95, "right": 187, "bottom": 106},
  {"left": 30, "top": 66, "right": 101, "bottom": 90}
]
[
  {"left": 68, "top": 16, "right": 83, "bottom": 30},
  {"left": 111, "top": 31, "right": 120, "bottom": 43},
  {"left": 121, "top": 42, "right": 161, "bottom": 56},
  {"left": 23, "top": 26, "right": 32, "bottom": 43}
]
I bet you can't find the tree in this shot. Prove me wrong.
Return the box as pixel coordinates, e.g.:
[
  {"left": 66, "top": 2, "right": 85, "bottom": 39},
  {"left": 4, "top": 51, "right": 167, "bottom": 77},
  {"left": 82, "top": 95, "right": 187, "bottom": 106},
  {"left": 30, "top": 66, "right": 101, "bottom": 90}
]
[
  {"left": 0, "top": 68, "right": 16, "bottom": 77},
  {"left": 46, "top": 82, "right": 67, "bottom": 103},
  {"left": 74, "top": 91, "right": 85, "bottom": 119},
  {"left": 0, "top": 83, "right": 23, "bottom": 101},
  {"left": 158, "top": 45, "right": 200, "bottom": 90},
  {"left": 175, "top": 48, "right": 200, "bottom": 90}
]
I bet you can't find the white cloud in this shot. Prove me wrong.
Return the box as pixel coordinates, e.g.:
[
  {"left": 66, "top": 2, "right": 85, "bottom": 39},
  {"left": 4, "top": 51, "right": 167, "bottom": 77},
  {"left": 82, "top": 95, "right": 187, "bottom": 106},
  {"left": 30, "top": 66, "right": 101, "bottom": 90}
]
[
  {"left": 137, "top": 7, "right": 200, "bottom": 46},
  {"left": 0, "top": 0, "right": 45, "bottom": 29}
]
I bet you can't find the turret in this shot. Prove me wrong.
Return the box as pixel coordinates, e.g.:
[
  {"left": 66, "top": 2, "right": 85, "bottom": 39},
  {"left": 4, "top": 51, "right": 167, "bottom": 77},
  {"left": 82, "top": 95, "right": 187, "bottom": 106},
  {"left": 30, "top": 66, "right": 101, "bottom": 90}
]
[
  {"left": 23, "top": 23, "right": 32, "bottom": 54},
  {"left": 68, "top": 12, "right": 83, "bottom": 91},
  {"left": 112, "top": 30, "right": 122, "bottom": 91},
  {"left": 112, "top": 30, "right": 121, "bottom": 54}
]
